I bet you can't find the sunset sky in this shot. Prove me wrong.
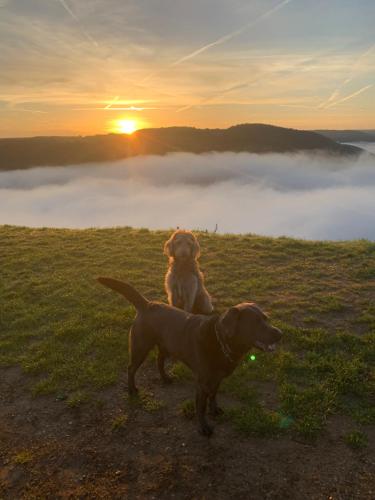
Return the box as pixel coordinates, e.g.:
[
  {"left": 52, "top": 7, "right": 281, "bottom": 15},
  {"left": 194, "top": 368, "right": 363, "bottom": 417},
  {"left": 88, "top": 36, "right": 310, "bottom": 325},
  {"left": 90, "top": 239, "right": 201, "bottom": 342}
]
[{"left": 0, "top": 0, "right": 374, "bottom": 137}]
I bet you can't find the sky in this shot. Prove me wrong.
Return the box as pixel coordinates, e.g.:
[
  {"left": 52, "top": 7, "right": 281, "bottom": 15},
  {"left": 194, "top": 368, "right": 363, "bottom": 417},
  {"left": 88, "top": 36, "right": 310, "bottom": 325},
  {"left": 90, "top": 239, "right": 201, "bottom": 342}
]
[{"left": 0, "top": 0, "right": 374, "bottom": 137}]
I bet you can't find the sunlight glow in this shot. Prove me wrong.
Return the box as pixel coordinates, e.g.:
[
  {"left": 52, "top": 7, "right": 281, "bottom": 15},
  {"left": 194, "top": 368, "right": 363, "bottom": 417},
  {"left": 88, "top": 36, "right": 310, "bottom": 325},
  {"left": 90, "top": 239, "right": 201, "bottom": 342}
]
[{"left": 112, "top": 119, "right": 138, "bottom": 134}]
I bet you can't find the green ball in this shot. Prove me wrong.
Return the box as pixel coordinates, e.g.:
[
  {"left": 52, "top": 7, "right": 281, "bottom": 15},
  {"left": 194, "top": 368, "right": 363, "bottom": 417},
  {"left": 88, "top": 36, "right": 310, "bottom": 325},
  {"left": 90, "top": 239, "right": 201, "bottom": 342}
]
[{"left": 249, "top": 354, "right": 256, "bottom": 361}]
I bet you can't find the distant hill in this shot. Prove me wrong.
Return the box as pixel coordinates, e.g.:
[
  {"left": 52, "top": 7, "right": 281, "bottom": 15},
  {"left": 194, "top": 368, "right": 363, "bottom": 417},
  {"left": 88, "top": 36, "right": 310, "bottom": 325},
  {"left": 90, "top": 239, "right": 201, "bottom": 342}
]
[
  {"left": 0, "top": 123, "right": 363, "bottom": 171},
  {"left": 316, "top": 129, "right": 375, "bottom": 143}
]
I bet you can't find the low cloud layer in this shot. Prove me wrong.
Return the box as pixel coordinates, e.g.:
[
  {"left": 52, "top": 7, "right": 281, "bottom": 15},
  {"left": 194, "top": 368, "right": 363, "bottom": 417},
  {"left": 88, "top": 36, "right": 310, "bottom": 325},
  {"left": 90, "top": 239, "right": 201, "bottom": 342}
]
[{"left": 1, "top": 148, "right": 375, "bottom": 240}]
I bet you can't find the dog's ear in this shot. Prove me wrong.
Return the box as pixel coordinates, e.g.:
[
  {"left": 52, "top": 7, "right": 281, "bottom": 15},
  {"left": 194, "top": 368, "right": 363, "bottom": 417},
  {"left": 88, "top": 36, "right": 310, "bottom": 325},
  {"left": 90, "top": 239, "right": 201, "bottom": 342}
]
[
  {"left": 246, "top": 302, "right": 268, "bottom": 320},
  {"left": 191, "top": 234, "right": 201, "bottom": 259},
  {"left": 164, "top": 234, "right": 175, "bottom": 257},
  {"left": 219, "top": 306, "right": 240, "bottom": 338}
]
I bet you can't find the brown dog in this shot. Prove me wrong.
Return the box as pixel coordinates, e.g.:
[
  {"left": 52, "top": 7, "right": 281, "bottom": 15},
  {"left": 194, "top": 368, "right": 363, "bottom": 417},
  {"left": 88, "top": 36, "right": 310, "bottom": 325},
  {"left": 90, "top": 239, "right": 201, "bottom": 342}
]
[
  {"left": 98, "top": 277, "right": 282, "bottom": 436},
  {"left": 164, "top": 230, "right": 213, "bottom": 314}
]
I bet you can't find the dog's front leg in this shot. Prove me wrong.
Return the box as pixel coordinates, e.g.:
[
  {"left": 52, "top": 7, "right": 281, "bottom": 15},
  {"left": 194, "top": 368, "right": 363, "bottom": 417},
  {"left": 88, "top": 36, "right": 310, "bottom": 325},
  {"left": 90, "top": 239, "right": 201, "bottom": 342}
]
[
  {"left": 183, "top": 279, "right": 198, "bottom": 313},
  {"left": 195, "top": 384, "right": 212, "bottom": 436},
  {"left": 208, "top": 393, "right": 224, "bottom": 417},
  {"left": 170, "top": 288, "right": 184, "bottom": 309},
  {"left": 207, "top": 380, "right": 224, "bottom": 417}
]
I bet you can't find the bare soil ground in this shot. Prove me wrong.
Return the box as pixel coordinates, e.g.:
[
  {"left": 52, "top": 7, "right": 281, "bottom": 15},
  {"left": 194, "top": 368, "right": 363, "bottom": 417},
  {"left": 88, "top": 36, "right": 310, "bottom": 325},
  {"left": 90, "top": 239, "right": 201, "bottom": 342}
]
[{"left": 1, "top": 363, "right": 374, "bottom": 500}]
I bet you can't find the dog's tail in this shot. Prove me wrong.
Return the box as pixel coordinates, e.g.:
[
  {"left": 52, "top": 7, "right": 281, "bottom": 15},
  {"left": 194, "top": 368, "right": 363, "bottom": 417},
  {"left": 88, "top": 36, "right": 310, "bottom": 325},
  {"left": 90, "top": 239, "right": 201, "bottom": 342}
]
[{"left": 97, "top": 277, "right": 148, "bottom": 310}]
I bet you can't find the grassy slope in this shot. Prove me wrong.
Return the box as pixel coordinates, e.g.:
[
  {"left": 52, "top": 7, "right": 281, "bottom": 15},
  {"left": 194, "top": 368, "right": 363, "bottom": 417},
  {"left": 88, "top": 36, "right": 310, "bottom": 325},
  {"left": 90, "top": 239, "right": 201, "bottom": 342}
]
[{"left": 1, "top": 225, "right": 374, "bottom": 444}]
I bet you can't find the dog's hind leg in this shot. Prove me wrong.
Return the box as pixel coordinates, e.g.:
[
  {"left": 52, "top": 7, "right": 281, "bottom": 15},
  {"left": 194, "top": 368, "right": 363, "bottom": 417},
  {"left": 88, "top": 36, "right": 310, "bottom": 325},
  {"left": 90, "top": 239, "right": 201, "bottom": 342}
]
[
  {"left": 194, "top": 289, "right": 214, "bottom": 315},
  {"left": 157, "top": 348, "right": 173, "bottom": 385},
  {"left": 127, "top": 323, "right": 154, "bottom": 396}
]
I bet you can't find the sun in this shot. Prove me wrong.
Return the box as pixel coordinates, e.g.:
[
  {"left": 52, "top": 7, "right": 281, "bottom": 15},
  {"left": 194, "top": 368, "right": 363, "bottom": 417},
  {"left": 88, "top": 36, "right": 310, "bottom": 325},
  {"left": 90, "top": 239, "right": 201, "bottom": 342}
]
[{"left": 113, "top": 119, "right": 138, "bottom": 134}]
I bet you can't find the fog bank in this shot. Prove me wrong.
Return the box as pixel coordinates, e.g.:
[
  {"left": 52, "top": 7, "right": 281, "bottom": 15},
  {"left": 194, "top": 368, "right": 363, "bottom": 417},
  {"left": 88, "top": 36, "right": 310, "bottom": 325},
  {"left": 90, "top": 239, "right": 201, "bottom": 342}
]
[{"left": 1, "top": 151, "right": 375, "bottom": 240}]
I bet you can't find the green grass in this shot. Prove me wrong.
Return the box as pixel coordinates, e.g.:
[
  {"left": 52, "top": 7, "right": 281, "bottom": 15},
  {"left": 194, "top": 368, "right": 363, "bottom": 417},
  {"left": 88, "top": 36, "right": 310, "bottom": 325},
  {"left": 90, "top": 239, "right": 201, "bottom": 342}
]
[
  {"left": 111, "top": 413, "right": 128, "bottom": 431},
  {"left": 126, "top": 389, "right": 165, "bottom": 413},
  {"left": 12, "top": 450, "right": 34, "bottom": 465},
  {"left": 344, "top": 430, "right": 369, "bottom": 449},
  {"left": 226, "top": 403, "right": 281, "bottom": 437},
  {"left": 1, "top": 225, "right": 374, "bottom": 441},
  {"left": 180, "top": 399, "right": 196, "bottom": 420},
  {"left": 66, "top": 390, "right": 90, "bottom": 408}
]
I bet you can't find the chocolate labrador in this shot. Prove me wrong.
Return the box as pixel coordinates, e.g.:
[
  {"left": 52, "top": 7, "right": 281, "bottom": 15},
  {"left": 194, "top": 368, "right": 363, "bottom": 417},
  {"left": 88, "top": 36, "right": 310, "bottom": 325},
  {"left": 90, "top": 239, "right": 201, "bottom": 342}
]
[{"left": 98, "top": 277, "right": 282, "bottom": 436}]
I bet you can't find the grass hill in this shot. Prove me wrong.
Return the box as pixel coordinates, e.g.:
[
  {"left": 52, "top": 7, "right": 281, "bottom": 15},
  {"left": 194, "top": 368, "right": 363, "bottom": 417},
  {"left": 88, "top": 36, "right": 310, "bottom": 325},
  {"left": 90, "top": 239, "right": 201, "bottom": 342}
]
[
  {"left": 0, "top": 225, "right": 374, "bottom": 497},
  {"left": 0, "top": 124, "right": 362, "bottom": 171}
]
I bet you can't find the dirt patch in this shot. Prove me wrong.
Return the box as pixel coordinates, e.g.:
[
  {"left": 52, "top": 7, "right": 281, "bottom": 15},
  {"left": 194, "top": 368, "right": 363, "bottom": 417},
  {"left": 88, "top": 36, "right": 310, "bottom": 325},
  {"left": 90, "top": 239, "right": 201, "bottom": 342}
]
[{"left": 0, "top": 365, "right": 374, "bottom": 499}]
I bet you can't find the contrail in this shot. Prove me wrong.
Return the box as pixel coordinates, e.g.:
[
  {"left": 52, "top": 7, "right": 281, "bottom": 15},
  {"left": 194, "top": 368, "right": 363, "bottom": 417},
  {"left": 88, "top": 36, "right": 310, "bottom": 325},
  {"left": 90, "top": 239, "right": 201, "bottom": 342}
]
[
  {"left": 319, "top": 43, "right": 375, "bottom": 109},
  {"left": 278, "top": 104, "right": 315, "bottom": 109},
  {"left": 142, "top": 0, "right": 293, "bottom": 83},
  {"left": 325, "top": 84, "right": 373, "bottom": 108},
  {"left": 172, "top": 0, "right": 293, "bottom": 66},
  {"left": 58, "top": 0, "right": 79, "bottom": 22},
  {"left": 13, "top": 108, "right": 48, "bottom": 114},
  {"left": 57, "top": 0, "right": 98, "bottom": 47},
  {"left": 171, "top": 30, "right": 248, "bottom": 67},
  {"left": 176, "top": 50, "right": 322, "bottom": 113},
  {"left": 73, "top": 106, "right": 160, "bottom": 111},
  {"left": 102, "top": 106, "right": 159, "bottom": 111},
  {"left": 176, "top": 82, "right": 251, "bottom": 113},
  {"left": 75, "top": 96, "right": 159, "bottom": 111},
  {"left": 104, "top": 96, "right": 119, "bottom": 109}
]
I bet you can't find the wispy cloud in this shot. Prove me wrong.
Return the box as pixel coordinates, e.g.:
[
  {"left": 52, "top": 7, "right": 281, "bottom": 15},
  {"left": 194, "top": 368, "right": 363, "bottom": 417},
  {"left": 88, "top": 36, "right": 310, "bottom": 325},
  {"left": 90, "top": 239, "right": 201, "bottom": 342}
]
[
  {"left": 10, "top": 108, "right": 48, "bottom": 114},
  {"left": 278, "top": 103, "right": 316, "bottom": 109}
]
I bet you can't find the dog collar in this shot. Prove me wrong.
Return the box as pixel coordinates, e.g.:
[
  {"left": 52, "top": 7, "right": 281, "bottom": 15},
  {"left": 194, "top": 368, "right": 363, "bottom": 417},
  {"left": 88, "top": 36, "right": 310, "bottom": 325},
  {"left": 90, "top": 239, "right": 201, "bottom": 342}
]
[{"left": 214, "top": 323, "right": 234, "bottom": 363}]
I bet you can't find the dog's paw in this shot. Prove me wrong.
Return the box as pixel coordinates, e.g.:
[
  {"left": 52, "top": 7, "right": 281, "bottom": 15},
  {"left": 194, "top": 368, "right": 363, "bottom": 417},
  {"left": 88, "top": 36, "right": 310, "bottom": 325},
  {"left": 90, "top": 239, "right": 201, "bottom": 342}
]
[
  {"left": 161, "top": 375, "right": 173, "bottom": 385},
  {"left": 128, "top": 387, "right": 139, "bottom": 398},
  {"left": 199, "top": 422, "right": 214, "bottom": 437},
  {"left": 209, "top": 406, "right": 224, "bottom": 417}
]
